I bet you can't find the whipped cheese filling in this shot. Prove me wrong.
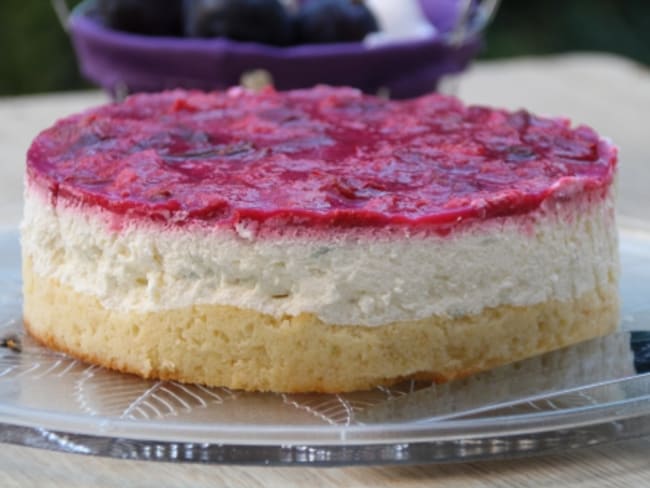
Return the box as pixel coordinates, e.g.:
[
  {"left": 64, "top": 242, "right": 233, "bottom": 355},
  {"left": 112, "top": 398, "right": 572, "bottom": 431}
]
[{"left": 21, "top": 188, "right": 618, "bottom": 327}]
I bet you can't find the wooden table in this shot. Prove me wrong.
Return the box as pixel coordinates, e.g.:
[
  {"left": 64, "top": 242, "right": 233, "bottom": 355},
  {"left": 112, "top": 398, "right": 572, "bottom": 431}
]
[{"left": 0, "top": 53, "right": 648, "bottom": 487}]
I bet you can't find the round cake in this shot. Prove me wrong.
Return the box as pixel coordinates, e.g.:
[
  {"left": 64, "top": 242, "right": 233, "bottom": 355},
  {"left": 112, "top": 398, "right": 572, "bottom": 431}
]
[{"left": 21, "top": 86, "right": 619, "bottom": 393}]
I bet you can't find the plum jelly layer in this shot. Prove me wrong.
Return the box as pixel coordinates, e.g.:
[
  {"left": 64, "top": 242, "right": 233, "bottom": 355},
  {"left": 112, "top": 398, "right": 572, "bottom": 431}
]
[
  {"left": 26, "top": 87, "right": 617, "bottom": 234},
  {"left": 22, "top": 183, "right": 618, "bottom": 326}
]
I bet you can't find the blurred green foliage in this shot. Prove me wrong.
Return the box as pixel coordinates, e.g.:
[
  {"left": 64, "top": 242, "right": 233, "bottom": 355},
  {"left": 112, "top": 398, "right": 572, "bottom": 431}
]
[
  {"left": 0, "top": 0, "right": 88, "bottom": 95},
  {"left": 485, "top": 0, "right": 650, "bottom": 64},
  {"left": 1, "top": 0, "right": 649, "bottom": 96}
]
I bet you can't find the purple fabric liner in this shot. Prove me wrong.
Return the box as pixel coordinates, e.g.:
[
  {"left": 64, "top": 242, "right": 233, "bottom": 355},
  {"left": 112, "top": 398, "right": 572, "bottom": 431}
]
[
  {"left": 69, "top": 1, "right": 483, "bottom": 99},
  {"left": 418, "top": 0, "right": 467, "bottom": 34}
]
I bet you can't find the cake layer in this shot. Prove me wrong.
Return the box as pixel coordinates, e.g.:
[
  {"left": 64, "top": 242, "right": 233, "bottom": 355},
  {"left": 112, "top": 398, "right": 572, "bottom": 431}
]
[
  {"left": 21, "top": 87, "right": 620, "bottom": 393},
  {"left": 22, "top": 185, "right": 617, "bottom": 326},
  {"left": 26, "top": 87, "right": 617, "bottom": 233},
  {"left": 23, "top": 258, "right": 619, "bottom": 393}
]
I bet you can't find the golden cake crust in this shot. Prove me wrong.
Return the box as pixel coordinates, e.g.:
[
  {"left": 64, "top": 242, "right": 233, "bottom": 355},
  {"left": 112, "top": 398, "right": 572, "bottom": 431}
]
[{"left": 23, "top": 258, "right": 619, "bottom": 393}]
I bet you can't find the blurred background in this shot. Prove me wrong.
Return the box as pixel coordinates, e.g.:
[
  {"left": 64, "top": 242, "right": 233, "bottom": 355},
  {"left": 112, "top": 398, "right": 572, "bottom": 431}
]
[{"left": 1, "top": 0, "right": 649, "bottom": 96}]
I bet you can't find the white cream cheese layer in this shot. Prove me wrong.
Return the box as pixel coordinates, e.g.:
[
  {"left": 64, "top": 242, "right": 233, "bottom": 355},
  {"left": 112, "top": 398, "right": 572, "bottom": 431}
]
[{"left": 21, "top": 188, "right": 618, "bottom": 326}]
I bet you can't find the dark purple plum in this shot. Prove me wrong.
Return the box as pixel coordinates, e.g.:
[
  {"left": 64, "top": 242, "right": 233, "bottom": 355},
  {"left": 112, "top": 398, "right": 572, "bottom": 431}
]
[
  {"left": 98, "top": 0, "right": 183, "bottom": 36},
  {"left": 183, "top": 0, "right": 293, "bottom": 46},
  {"left": 296, "top": 0, "right": 378, "bottom": 44}
]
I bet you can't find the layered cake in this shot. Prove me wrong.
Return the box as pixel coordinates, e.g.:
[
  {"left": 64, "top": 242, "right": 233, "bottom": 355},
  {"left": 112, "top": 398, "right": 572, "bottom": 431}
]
[{"left": 21, "top": 86, "right": 619, "bottom": 393}]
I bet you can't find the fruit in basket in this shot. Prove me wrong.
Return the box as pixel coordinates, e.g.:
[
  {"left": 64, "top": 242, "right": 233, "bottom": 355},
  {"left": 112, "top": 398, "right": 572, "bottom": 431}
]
[
  {"left": 296, "top": 0, "right": 379, "bottom": 44},
  {"left": 97, "top": 0, "right": 381, "bottom": 46},
  {"left": 98, "top": 0, "right": 183, "bottom": 36},
  {"left": 183, "top": 0, "right": 294, "bottom": 46}
]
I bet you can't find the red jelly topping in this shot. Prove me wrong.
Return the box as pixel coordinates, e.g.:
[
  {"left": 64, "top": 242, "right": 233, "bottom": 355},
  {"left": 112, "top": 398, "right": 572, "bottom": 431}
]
[{"left": 27, "top": 86, "right": 616, "bottom": 231}]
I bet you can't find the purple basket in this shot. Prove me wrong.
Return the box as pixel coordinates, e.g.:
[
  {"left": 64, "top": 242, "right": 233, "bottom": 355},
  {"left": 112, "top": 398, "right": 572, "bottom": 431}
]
[{"left": 66, "top": 0, "right": 497, "bottom": 99}]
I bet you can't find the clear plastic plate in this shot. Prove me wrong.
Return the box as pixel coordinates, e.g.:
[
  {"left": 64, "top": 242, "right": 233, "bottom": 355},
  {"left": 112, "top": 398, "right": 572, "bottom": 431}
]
[{"left": 0, "top": 226, "right": 648, "bottom": 465}]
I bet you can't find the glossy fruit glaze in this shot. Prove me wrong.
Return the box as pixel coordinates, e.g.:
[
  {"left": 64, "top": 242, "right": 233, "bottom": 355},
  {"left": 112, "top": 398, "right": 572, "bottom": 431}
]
[{"left": 27, "top": 86, "right": 616, "bottom": 233}]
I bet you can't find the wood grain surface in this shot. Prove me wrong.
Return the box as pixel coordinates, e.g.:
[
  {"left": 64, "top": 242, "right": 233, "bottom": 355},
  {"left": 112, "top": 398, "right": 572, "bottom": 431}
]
[{"left": 0, "top": 53, "right": 648, "bottom": 487}]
